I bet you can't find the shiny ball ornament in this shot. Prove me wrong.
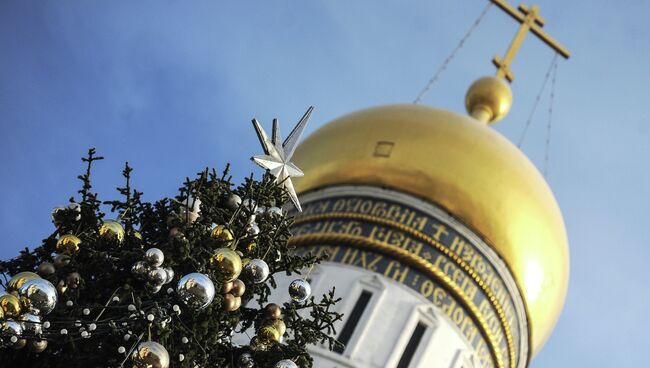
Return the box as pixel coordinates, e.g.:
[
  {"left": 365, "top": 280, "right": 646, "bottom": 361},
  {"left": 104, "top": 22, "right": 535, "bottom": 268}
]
[
  {"left": 266, "top": 206, "right": 283, "bottom": 218},
  {"left": 210, "top": 225, "right": 234, "bottom": 244},
  {"left": 2, "top": 320, "right": 24, "bottom": 346},
  {"left": 249, "top": 336, "right": 267, "bottom": 352},
  {"left": 231, "top": 279, "right": 246, "bottom": 297},
  {"left": 66, "top": 272, "right": 81, "bottom": 289},
  {"left": 176, "top": 273, "right": 215, "bottom": 310},
  {"left": 149, "top": 268, "right": 168, "bottom": 285},
  {"left": 221, "top": 281, "right": 234, "bottom": 294},
  {"left": 233, "top": 296, "right": 242, "bottom": 310},
  {"left": 132, "top": 261, "right": 148, "bottom": 278},
  {"left": 144, "top": 248, "right": 165, "bottom": 267},
  {"left": 264, "top": 303, "right": 282, "bottom": 320},
  {"left": 222, "top": 293, "right": 236, "bottom": 311},
  {"left": 146, "top": 283, "right": 163, "bottom": 294},
  {"left": 98, "top": 220, "right": 125, "bottom": 244},
  {"left": 242, "top": 199, "right": 257, "bottom": 212},
  {"left": 18, "top": 278, "right": 58, "bottom": 315},
  {"left": 0, "top": 293, "right": 22, "bottom": 317},
  {"left": 246, "top": 223, "right": 260, "bottom": 236},
  {"left": 68, "top": 202, "right": 82, "bottom": 221},
  {"left": 7, "top": 272, "right": 40, "bottom": 292},
  {"left": 56, "top": 234, "right": 82, "bottom": 255},
  {"left": 258, "top": 326, "right": 280, "bottom": 344},
  {"left": 237, "top": 352, "right": 255, "bottom": 368},
  {"left": 131, "top": 341, "right": 170, "bottom": 368},
  {"left": 163, "top": 268, "right": 175, "bottom": 283},
  {"left": 275, "top": 359, "right": 298, "bottom": 368},
  {"left": 244, "top": 259, "right": 269, "bottom": 284},
  {"left": 226, "top": 194, "right": 242, "bottom": 210},
  {"left": 51, "top": 206, "right": 66, "bottom": 227},
  {"left": 288, "top": 279, "right": 311, "bottom": 303},
  {"left": 465, "top": 76, "right": 513, "bottom": 124},
  {"left": 245, "top": 241, "right": 257, "bottom": 253},
  {"left": 53, "top": 254, "right": 71, "bottom": 269},
  {"left": 28, "top": 339, "right": 48, "bottom": 353},
  {"left": 209, "top": 247, "right": 242, "bottom": 282},
  {"left": 37, "top": 262, "right": 56, "bottom": 276},
  {"left": 272, "top": 319, "right": 287, "bottom": 337},
  {"left": 21, "top": 313, "right": 43, "bottom": 335}
]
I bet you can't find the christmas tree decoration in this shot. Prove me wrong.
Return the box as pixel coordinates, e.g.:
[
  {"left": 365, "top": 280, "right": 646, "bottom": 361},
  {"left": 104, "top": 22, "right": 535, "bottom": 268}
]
[
  {"left": 251, "top": 106, "right": 314, "bottom": 212},
  {"left": 18, "top": 278, "right": 58, "bottom": 315},
  {"left": 0, "top": 148, "right": 342, "bottom": 367},
  {"left": 98, "top": 220, "right": 125, "bottom": 243},
  {"left": 131, "top": 341, "right": 170, "bottom": 368},
  {"left": 244, "top": 258, "right": 270, "bottom": 284},
  {"left": 6, "top": 271, "right": 40, "bottom": 292},
  {"left": 55, "top": 234, "right": 82, "bottom": 255},
  {"left": 209, "top": 247, "right": 242, "bottom": 282},
  {"left": 275, "top": 359, "right": 298, "bottom": 368},
  {"left": 176, "top": 273, "right": 216, "bottom": 310},
  {"left": 288, "top": 279, "right": 312, "bottom": 303}
]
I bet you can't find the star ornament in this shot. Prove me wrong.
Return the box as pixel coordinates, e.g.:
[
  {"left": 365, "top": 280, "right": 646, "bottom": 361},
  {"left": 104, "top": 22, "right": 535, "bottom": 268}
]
[{"left": 251, "top": 106, "right": 314, "bottom": 212}]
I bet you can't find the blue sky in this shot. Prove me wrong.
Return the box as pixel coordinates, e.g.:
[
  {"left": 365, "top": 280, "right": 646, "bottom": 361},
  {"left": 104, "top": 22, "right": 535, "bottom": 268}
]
[{"left": 1, "top": 1, "right": 648, "bottom": 366}]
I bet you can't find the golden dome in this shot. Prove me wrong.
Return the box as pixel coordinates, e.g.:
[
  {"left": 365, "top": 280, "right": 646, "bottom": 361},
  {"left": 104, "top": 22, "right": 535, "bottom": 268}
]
[{"left": 292, "top": 104, "right": 569, "bottom": 356}]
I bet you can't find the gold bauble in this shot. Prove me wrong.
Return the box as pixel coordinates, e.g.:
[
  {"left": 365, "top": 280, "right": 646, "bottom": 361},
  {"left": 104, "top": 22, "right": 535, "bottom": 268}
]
[
  {"left": 271, "top": 319, "right": 286, "bottom": 337},
  {"left": 292, "top": 104, "right": 569, "bottom": 355},
  {"left": 465, "top": 76, "right": 513, "bottom": 124},
  {"left": 56, "top": 234, "right": 82, "bottom": 255},
  {"left": 99, "top": 220, "right": 125, "bottom": 244},
  {"left": 221, "top": 281, "right": 234, "bottom": 295},
  {"left": 233, "top": 296, "right": 241, "bottom": 310},
  {"left": 13, "top": 338, "right": 27, "bottom": 350},
  {"left": 37, "top": 262, "right": 56, "bottom": 276},
  {"left": 264, "top": 303, "right": 282, "bottom": 320},
  {"left": 209, "top": 248, "right": 242, "bottom": 282},
  {"left": 7, "top": 271, "right": 40, "bottom": 292},
  {"left": 231, "top": 279, "right": 246, "bottom": 297},
  {"left": 28, "top": 339, "right": 48, "bottom": 353},
  {"left": 210, "top": 225, "right": 234, "bottom": 244},
  {"left": 223, "top": 293, "right": 236, "bottom": 311},
  {"left": 0, "top": 305, "right": 4, "bottom": 319},
  {"left": 245, "top": 241, "right": 257, "bottom": 253},
  {"left": 0, "top": 293, "right": 22, "bottom": 317},
  {"left": 258, "top": 326, "right": 280, "bottom": 344},
  {"left": 53, "top": 254, "right": 71, "bottom": 268}
]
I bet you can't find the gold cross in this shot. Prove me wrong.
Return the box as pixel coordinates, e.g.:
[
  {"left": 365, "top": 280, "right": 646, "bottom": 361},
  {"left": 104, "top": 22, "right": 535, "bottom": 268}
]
[{"left": 490, "top": 0, "right": 570, "bottom": 82}]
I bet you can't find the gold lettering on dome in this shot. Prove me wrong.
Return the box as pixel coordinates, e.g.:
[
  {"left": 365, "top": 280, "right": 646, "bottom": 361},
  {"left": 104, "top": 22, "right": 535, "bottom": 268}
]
[{"left": 384, "top": 260, "right": 409, "bottom": 283}]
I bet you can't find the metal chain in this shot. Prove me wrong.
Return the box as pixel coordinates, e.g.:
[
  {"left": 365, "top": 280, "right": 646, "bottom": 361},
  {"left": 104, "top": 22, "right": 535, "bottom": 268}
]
[
  {"left": 516, "top": 53, "right": 558, "bottom": 148},
  {"left": 543, "top": 58, "right": 558, "bottom": 178},
  {"left": 413, "top": 2, "right": 493, "bottom": 104}
]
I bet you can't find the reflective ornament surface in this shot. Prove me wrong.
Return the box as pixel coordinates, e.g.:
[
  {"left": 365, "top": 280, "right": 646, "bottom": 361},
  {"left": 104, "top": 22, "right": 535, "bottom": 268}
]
[
  {"left": 288, "top": 279, "right": 311, "bottom": 303},
  {"left": 53, "top": 254, "right": 71, "bottom": 268},
  {"left": 237, "top": 352, "right": 255, "bottom": 368},
  {"left": 0, "top": 293, "right": 22, "bottom": 317},
  {"left": 21, "top": 313, "right": 43, "bottom": 335},
  {"left": 264, "top": 303, "right": 282, "bottom": 320},
  {"left": 37, "top": 262, "right": 56, "bottom": 276},
  {"left": 132, "top": 261, "right": 148, "bottom": 277},
  {"left": 149, "top": 268, "right": 168, "bottom": 285},
  {"left": 272, "top": 319, "right": 286, "bottom": 337},
  {"left": 2, "top": 320, "right": 24, "bottom": 347},
  {"left": 7, "top": 272, "right": 40, "bottom": 292},
  {"left": 131, "top": 341, "right": 170, "bottom": 368},
  {"left": 230, "top": 279, "right": 246, "bottom": 297},
  {"left": 144, "top": 248, "right": 165, "bottom": 267},
  {"left": 176, "top": 273, "right": 215, "bottom": 310},
  {"left": 56, "top": 234, "right": 82, "bottom": 255},
  {"left": 244, "top": 259, "right": 269, "bottom": 284},
  {"left": 28, "top": 339, "right": 48, "bottom": 353},
  {"left": 98, "top": 220, "right": 125, "bottom": 244},
  {"left": 275, "top": 359, "right": 298, "bottom": 368},
  {"left": 266, "top": 206, "right": 283, "bottom": 218},
  {"left": 18, "top": 278, "right": 58, "bottom": 315},
  {"left": 246, "top": 223, "right": 260, "bottom": 236},
  {"left": 210, "top": 224, "right": 234, "bottom": 244},
  {"left": 226, "top": 194, "right": 242, "bottom": 210},
  {"left": 209, "top": 248, "right": 242, "bottom": 282}
]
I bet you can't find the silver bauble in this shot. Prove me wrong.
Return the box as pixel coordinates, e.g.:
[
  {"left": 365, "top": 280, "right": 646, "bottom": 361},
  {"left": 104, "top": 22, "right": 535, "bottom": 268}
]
[
  {"left": 131, "top": 341, "right": 170, "bottom": 368},
  {"left": 242, "top": 199, "right": 257, "bottom": 213},
  {"left": 68, "top": 202, "right": 82, "bottom": 221},
  {"left": 176, "top": 273, "right": 215, "bottom": 310},
  {"left": 50, "top": 206, "right": 66, "bottom": 227},
  {"left": 255, "top": 206, "right": 266, "bottom": 216},
  {"left": 2, "top": 320, "right": 24, "bottom": 347},
  {"left": 148, "top": 268, "right": 168, "bottom": 285},
  {"left": 246, "top": 223, "right": 260, "bottom": 236},
  {"left": 244, "top": 259, "right": 270, "bottom": 284},
  {"left": 18, "top": 278, "right": 58, "bottom": 315},
  {"left": 288, "top": 279, "right": 311, "bottom": 303},
  {"left": 238, "top": 352, "right": 255, "bottom": 368},
  {"left": 266, "top": 206, "right": 283, "bottom": 218},
  {"left": 226, "top": 194, "right": 242, "bottom": 210},
  {"left": 146, "top": 283, "right": 163, "bottom": 294},
  {"left": 21, "top": 313, "right": 43, "bottom": 335},
  {"left": 132, "top": 261, "right": 148, "bottom": 278},
  {"left": 163, "top": 268, "right": 175, "bottom": 283},
  {"left": 144, "top": 248, "right": 165, "bottom": 267},
  {"left": 275, "top": 359, "right": 298, "bottom": 368}
]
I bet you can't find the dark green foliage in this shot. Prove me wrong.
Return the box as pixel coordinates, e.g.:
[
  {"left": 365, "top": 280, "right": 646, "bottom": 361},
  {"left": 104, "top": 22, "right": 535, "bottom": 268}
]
[{"left": 0, "top": 149, "right": 342, "bottom": 367}]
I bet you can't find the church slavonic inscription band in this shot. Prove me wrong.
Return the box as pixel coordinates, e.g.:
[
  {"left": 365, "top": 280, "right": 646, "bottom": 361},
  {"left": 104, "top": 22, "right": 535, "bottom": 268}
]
[{"left": 290, "top": 195, "right": 526, "bottom": 368}]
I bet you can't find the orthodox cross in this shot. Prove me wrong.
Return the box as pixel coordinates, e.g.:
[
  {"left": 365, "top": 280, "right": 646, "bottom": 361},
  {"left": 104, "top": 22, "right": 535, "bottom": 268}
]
[{"left": 490, "top": 0, "right": 570, "bottom": 82}]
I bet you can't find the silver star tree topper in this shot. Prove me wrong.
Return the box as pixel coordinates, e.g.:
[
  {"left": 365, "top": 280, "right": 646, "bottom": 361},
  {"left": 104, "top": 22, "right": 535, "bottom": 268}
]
[{"left": 251, "top": 106, "right": 314, "bottom": 212}]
